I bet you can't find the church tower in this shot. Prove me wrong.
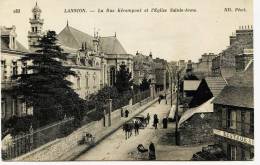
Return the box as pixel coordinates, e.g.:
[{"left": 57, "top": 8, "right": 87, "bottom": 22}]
[{"left": 28, "top": 2, "right": 44, "bottom": 52}]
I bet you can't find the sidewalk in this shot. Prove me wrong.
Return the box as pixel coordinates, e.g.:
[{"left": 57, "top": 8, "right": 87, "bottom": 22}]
[{"left": 57, "top": 97, "right": 159, "bottom": 161}]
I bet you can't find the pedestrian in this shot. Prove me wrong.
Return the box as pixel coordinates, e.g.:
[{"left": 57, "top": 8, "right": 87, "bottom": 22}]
[
  {"left": 125, "top": 109, "right": 129, "bottom": 118},
  {"left": 158, "top": 97, "right": 161, "bottom": 104},
  {"left": 153, "top": 114, "right": 159, "bottom": 129},
  {"left": 148, "top": 142, "right": 156, "bottom": 160},
  {"left": 134, "top": 121, "right": 139, "bottom": 135},
  {"left": 146, "top": 113, "right": 150, "bottom": 124},
  {"left": 163, "top": 116, "right": 168, "bottom": 129}
]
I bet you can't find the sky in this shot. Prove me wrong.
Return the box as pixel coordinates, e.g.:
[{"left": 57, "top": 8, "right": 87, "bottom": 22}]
[{"left": 0, "top": 0, "right": 253, "bottom": 62}]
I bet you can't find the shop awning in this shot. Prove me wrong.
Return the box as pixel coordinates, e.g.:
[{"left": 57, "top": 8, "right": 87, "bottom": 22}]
[{"left": 178, "top": 97, "right": 214, "bottom": 128}]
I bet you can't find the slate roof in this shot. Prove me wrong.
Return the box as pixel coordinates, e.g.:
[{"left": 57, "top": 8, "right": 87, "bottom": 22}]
[
  {"left": 212, "top": 61, "right": 254, "bottom": 108},
  {"left": 99, "top": 36, "right": 127, "bottom": 54},
  {"left": 226, "top": 60, "right": 253, "bottom": 87},
  {"left": 205, "top": 76, "right": 227, "bottom": 96},
  {"left": 57, "top": 25, "right": 127, "bottom": 55},
  {"left": 57, "top": 25, "right": 94, "bottom": 51},
  {"left": 212, "top": 86, "right": 253, "bottom": 109}
]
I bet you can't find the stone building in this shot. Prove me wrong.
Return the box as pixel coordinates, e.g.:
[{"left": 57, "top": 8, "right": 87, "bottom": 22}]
[
  {"left": 193, "top": 53, "right": 217, "bottom": 76},
  {"left": 235, "top": 48, "right": 253, "bottom": 72},
  {"left": 153, "top": 57, "right": 170, "bottom": 92},
  {"left": 1, "top": 3, "right": 133, "bottom": 121},
  {"left": 27, "top": 3, "right": 133, "bottom": 99},
  {"left": 1, "top": 26, "right": 33, "bottom": 121},
  {"left": 212, "top": 26, "right": 253, "bottom": 79},
  {"left": 133, "top": 51, "right": 155, "bottom": 85},
  {"left": 212, "top": 61, "right": 254, "bottom": 160}
]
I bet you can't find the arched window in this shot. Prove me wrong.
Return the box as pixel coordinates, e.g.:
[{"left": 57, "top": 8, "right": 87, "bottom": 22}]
[
  {"left": 85, "top": 73, "right": 89, "bottom": 89},
  {"left": 110, "top": 67, "right": 116, "bottom": 86},
  {"left": 93, "top": 72, "right": 97, "bottom": 88},
  {"left": 77, "top": 77, "right": 81, "bottom": 89}
]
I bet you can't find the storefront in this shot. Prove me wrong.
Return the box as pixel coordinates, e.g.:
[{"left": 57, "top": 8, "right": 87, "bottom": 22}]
[{"left": 213, "top": 129, "right": 254, "bottom": 160}]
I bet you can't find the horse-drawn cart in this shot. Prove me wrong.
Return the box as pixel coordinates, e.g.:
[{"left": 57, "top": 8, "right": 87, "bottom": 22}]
[{"left": 77, "top": 132, "right": 95, "bottom": 146}]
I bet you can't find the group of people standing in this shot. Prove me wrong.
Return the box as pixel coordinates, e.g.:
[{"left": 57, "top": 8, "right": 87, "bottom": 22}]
[{"left": 146, "top": 113, "right": 159, "bottom": 129}]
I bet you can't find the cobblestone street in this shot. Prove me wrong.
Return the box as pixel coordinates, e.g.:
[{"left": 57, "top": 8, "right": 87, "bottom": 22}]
[{"left": 76, "top": 97, "right": 209, "bottom": 160}]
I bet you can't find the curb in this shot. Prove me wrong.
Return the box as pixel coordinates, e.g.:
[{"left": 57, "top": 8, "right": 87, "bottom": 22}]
[{"left": 61, "top": 98, "right": 158, "bottom": 161}]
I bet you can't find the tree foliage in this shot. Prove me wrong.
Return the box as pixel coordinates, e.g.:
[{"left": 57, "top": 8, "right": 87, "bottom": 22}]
[
  {"left": 115, "top": 64, "right": 133, "bottom": 93},
  {"left": 140, "top": 77, "right": 151, "bottom": 91},
  {"left": 12, "top": 31, "right": 84, "bottom": 127}
]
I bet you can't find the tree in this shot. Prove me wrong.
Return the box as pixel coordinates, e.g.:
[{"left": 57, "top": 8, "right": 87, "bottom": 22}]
[
  {"left": 12, "top": 31, "right": 84, "bottom": 127},
  {"left": 140, "top": 77, "right": 151, "bottom": 91},
  {"left": 114, "top": 64, "right": 133, "bottom": 93}
]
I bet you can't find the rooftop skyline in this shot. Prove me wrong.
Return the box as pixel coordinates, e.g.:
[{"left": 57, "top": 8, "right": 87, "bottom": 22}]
[{"left": 0, "top": 0, "right": 253, "bottom": 62}]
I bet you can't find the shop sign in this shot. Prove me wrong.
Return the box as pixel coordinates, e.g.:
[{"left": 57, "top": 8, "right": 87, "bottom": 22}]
[{"left": 213, "top": 129, "right": 254, "bottom": 146}]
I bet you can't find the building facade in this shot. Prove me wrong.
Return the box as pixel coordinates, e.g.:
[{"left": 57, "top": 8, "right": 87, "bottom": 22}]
[
  {"left": 212, "top": 61, "right": 254, "bottom": 160},
  {"left": 212, "top": 26, "right": 253, "bottom": 79},
  {"left": 235, "top": 48, "right": 253, "bottom": 72},
  {"left": 193, "top": 53, "right": 217, "bottom": 76},
  {"left": 153, "top": 57, "right": 170, "bottom": 92},
  {"left": 133, "top": 51, "right": 155, "bottom": 85},
  {"left": 1, "top": 26, "right": 33, "bottom": 121},
  {"left": 27, "top": 3, "right": 133, "bottom": 99}
]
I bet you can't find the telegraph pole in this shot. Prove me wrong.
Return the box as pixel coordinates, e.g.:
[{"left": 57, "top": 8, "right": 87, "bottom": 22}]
[
  {"left": 170, "top": 75, "right": 173, "bottom": 106},
  {"left": 175, "top": 71, "right": 179, "bottom": 145}
]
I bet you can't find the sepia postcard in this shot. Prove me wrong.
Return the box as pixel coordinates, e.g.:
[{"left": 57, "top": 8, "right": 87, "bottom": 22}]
[{"left": 0, "top": 0, "right": 254, "bottom": 162}]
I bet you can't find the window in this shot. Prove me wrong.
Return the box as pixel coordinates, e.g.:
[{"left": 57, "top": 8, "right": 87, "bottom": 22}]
[
  {"left": 250, "top": 112, "right": 254, "bottom": 134},
  {"left": 1, "top": 98, "right": 6, "bottom": 118},
  {"left": 1, "top": 60, "right": 6, "bottom": 80},
  {"left": 110, "top": 67, "right": 116, "bottom": 86},
  {"left": 11, "top": 98, "right": 17, "bottom": 116},
  {"left": 22, "top": 62, "right": 27, "bottom": 74},
  {"left": 230, "top": 145, "right": 237, "bottom": 160},
  {"left": 241, "top": 111, "right": 246, "bottom": 135},
  {"left": 85, "top": 73, "right": 89, "bottom": 89},
  {"left": 12, "top": 61, "right": 18, "bottom": 77},
  {"left": 22, "top": 102, "right": 27, "bottom": 114},
  {"left": 93, "top": 73, "right": 97, "bottom": 88},
  {"left": 77, "top": 77, "right": 81, "bottom": 89},
  {"left": 227, "top": 109, "right": 236, "bottom": 130}
]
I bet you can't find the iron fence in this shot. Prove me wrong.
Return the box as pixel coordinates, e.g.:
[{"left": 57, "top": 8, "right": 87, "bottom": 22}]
[
  {"left": 2, "top": 117, "right": 75, "bottom": 160},
  {"left": 132, "top": 90, "right": 150, "bottom": 105}
]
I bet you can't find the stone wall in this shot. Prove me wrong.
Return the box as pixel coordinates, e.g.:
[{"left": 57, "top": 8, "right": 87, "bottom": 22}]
[
  {"left": 178, "top": 113, "right": 217, "bottom": 146},
  {"left": 13, "top": 97, "right": 154, "bottom": 161}
]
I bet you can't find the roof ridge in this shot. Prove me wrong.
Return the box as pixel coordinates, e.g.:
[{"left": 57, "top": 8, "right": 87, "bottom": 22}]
[{"left": 60, "top": 25, "right": 80, "bottom": 47}]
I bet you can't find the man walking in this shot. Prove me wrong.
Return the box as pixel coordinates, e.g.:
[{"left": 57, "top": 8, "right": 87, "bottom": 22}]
[
  {"left": 153, "top": 114, "right": 159, "bottom": 129},
  {"left": 134, "top": 121, "right": 139, "bottom": 135},
  {"left": 146, "top": 113, "right": 150, "bottom": 124}
]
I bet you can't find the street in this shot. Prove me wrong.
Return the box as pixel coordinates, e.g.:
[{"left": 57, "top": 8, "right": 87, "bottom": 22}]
[{"left": 76, "top": 96, "right": 208, "bottom": 160}]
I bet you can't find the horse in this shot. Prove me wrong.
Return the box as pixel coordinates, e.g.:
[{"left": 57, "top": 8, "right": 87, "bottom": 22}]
[{"left": 123, "top": 122, "right": 134, "bottom": 139}]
